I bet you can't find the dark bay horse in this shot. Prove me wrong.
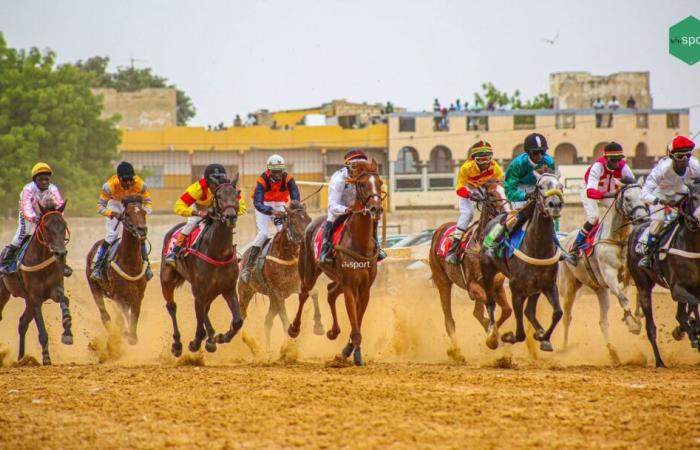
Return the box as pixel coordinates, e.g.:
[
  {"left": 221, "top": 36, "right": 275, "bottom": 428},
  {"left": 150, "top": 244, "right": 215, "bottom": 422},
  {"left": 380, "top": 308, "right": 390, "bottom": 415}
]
[
  {"left": 288, "top": 160, "right": 384, "bottom": 366},
  {"left": 627, "top": 182, "right": 700, "bottom": 368},
  {"left": 480, "top": 172, "right": 565, "bottom": 352},
  {"left": 0, "top": 199, "right": 73, "bottom": 365},
  {"left": 86, "top": 195, "right": 149, "bottom": 345},
  {"left": 238, "top": 200, "right": 325, "bottom": 352},
  {"left": 429, "top": 181, "right": 512, "bottom": 355},
  {"left": 160, "top": 176, "right": 244, "bottom": 357}
]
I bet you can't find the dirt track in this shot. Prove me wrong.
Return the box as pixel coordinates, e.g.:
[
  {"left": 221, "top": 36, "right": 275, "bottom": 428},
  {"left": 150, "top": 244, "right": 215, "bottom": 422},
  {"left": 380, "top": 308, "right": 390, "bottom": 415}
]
[{"left": 1, "top": 214, "right": 700, "bottom": 449}]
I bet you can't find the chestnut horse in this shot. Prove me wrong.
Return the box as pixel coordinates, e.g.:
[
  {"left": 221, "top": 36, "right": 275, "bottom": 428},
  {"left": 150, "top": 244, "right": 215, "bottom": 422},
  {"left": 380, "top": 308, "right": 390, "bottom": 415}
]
[
  {"left": 429, "top": 181, "right": 511, "bottom": 356},
  {"left": 160, "top": 176, "right": 244, "bottom": 357},
  {"left": 86, "top": 195, "right": 149, "bottom": 345},
  {"left": 288, "top": 160, "right": 384, "bottom": 366},
  {"left": 0, "top": 198, "right": 73, "bottom": 365},
  {"left": 239, "top": 200, "right": 325, "bottom": 351}
]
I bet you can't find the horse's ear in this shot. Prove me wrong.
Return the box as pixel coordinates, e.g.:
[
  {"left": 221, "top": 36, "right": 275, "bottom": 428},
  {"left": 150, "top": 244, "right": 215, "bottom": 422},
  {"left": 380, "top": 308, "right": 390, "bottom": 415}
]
[
  {"left": 232, "top": 172, "right": 240, "bottom": 186},
  {"left": 58, "top": 200, "right": 67, "bottom": 213}
]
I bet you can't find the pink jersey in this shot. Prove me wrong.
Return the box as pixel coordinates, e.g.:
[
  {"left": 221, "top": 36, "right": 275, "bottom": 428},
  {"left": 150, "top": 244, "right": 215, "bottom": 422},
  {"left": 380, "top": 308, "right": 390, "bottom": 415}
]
[{"left": 19, "top": 182, "right": 64, "bottom": 223}]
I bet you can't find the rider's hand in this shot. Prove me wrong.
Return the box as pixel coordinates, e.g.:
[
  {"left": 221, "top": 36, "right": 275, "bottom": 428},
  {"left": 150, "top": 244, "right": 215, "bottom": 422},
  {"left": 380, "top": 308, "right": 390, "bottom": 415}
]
[
  {"left": 110, "top": 212, "right": 123, "bottom": 221},
  {"left": 196, "top": 210, "right": 209, "bottom": 219},
  {"left": 344, "top": 207, "right": 353, "bottom": 214},
  {"left": 603, "top": 192, "right": 617, "bottom": 199},
  {"left": 470, "top": 190, "right": 485, "bottom": 202},
  {"left": 272, "top": 210, "right": 284, "bottom": 219}
]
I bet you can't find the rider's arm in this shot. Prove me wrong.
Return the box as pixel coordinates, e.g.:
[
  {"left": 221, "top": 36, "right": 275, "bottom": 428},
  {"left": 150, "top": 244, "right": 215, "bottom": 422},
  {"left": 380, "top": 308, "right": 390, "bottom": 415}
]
[
  {"left": 504, "top": 161, "right": 526, "bottom": 202},
  {"left": 135, "top": 177, "right": 153, "bottom": 215},
  {"left": 585, "top": 162, "right": 605, "bottom": 200},
  {"left": 96, "top": 181, "right": 113, "bottom": 217},
  {"left": 640, "top": 166, "right": 660, "bottom": 204},
  {"left": 621, "top": 164, "right": 635, "bottom": 182},
  {"left": 48, "top": 184, "right": 65, "bottom": 209},
  {"left": 327, "top": 172, "right": 347, "bottom": 216},
  {"left": 173, "top": 182, "right": 201, "bottom": 217},
  {"left": 20, "top": 184, "right": 38, "bottom": 223},
  {"left": 253, "top": 182, "right": 272, "bottom": 215},
  {"left": 455, "top": 161, "right": 474, "bottom": 199},
  {"left": 287, "top": 177, "right": 301, "bottom": 202}
]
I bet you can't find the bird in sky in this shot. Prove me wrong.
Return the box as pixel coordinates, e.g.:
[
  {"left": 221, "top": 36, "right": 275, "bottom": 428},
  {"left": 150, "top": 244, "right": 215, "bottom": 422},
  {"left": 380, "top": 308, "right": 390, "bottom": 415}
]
[{"left": 542, "top": 31, "right": 560, "bottom": 45}]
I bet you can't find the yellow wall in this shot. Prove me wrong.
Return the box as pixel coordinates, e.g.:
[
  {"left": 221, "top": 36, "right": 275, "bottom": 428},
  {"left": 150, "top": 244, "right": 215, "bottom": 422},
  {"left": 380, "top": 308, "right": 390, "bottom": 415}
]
[{"left": 271, "top": 109, "right": 323, "bottom": 127}]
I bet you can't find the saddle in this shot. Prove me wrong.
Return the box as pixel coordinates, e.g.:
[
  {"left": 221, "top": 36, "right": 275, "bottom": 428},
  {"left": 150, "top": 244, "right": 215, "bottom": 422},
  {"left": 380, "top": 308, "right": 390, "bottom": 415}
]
[
  {"left": 570, "top": 222, "right": 602, "bottom": 258},
  {"left": 437, "top": 221, "right": 479, "bottom": 259},
  {"left": 313, "top": 218, "right": 348, "bottom": 262},
  {"left": 635, "top": 219, "right": 680, "bottom": 262},
  {"left": 0, "top": 236, "right": 31, "bottom": 274},
  {"left": 163, "top": 222, "right": 208, "bottom": 258}
]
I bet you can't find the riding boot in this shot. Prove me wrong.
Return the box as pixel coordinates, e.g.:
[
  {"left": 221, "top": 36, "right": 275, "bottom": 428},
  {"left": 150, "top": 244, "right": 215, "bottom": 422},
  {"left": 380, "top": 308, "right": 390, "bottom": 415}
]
[
  {"left": 0, "top": 244, "right": 19, "bottom": 275},
  {"left": 566, "top": 229, "right": 588, "bottom": 266},
  {"left": 165, "top": 234, "right": 186, "bottom": 267},
  {"left": 141, "top": 241, "right": 153, "bottom": 281},
  {"left": 241, "top": 246, "right": 261, "bottom": 283},
  {"left": 90, "top": 241, "right": 110, "bottom": 282},
  {"left": 373, "top": 222, "right": 387, "bottom": 262},
  {"left": 445, "top": 229, "right": 465, "bottom": 265},
  {"left": 319, "top": 221, "right": 335, "bottom": 263},
  {"left": 484, "top": 213, "right": 524, "bottom": 259},
  {"left": 639, "top": 233, "right": 658, "bottom": 269}
]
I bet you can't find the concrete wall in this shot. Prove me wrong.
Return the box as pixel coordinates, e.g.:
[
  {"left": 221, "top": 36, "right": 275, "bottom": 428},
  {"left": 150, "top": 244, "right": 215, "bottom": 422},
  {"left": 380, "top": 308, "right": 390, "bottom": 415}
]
[
  {"left": 94, "top": 88, "right": 177, "bottom": 131},
  {"left": 549, "top": 71, "right": 652, "bottom": 109}
]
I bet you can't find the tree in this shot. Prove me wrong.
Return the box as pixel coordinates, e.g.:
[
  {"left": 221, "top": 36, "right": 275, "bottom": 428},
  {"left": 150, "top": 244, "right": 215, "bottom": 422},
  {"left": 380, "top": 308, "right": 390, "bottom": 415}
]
[
  {"left": 472, "top": 83, "right": 552, "bottom": 110},
  {"left": 71, "top": 56, "right": 196, "bottom": 125},
  {"left": 0, "top": 33, "right": 120, "bottom": 216}
]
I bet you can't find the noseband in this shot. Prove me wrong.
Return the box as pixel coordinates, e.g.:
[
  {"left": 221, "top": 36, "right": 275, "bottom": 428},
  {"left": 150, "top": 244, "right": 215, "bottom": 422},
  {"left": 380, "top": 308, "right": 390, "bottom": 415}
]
[
  {"left": 211, "top": 182, "right": 239, "bottom": 222},
  {"left": 535, "top": 174, "right": 563, "bottom": 216},
  {"left": 614, "top": 184, "right": 649, "bottom": 222},
  {"left": 35, "top": 210, "right": 70, "bottom": 249},
  {"left": 349, "top": 171, "right": 385, "bottom": 216}
]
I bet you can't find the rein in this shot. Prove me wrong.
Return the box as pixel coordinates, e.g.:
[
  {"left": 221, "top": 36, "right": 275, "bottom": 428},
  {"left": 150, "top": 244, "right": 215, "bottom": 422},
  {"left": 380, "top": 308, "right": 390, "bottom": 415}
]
[
  {"left": 211, "top": 182, "right": 240, "bottom": 221},
  {"left": 35, "top": 211, "right": 70, "bottom": 248},
  {"left": 186, "top": 247, "right": 238, "bottom": 266}
]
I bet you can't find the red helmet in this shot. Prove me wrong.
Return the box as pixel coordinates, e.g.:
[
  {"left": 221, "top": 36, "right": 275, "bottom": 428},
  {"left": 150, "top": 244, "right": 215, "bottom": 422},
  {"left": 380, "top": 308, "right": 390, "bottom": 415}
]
[
  {"left": 669, "top": 135, "right": 695, "bottom": 153},
  {"left": 344, "top": 149, "right": 368, "bottom": 164}
]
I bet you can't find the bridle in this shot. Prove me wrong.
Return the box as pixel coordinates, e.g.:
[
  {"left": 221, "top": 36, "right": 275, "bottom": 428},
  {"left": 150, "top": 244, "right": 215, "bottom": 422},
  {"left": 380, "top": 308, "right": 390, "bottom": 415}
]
[
  {"left": 534, "top": 173, "right": 563, "bottom": 217},
  {"left": 121, "top": 199, "right": 147, "bottom": 239},
  {"left": 348, "top": 170, "right": 386, "bottom": 217},
  {"left": 678, "top": 186, "right": 700, "bottom": 232},
  {"left": 475, "top": 183, "right": 508, "bottom": 217},
  {"left": 35, "top": 210, "right": 70, "bottom": 249},
  {"left": 211, "top": 182, "right": 239, "bottom": 223},
  {"left": 281, "top": 208, "right": 306, "bottom": 245},
  {"left": 613, "top": 184, "right": 649, "bottom": 223}
]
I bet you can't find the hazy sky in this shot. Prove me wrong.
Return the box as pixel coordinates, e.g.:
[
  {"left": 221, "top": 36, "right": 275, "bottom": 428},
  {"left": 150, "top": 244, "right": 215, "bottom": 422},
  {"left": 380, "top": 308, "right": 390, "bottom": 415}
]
[{"left": 2, "top": 0, "right": 699, "bottom": 135}]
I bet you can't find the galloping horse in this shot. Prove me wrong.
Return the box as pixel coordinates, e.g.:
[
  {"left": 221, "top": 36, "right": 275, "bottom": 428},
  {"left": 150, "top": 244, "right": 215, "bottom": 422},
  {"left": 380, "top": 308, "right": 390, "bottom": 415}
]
[
  {"left": 559, "top": 182, "right": 648, "bottom": 357},
  {"left": 86, "top": 195, "right": 149, "bottom": 345},
  {"left": 288, "top": 160, "right": 384, "bottom": 366},
  {"left": 480, "top": 171, "right": 565, "bottom": 352},
  {"left": 429, "top": 181, "right": 512, "bottom": 354},
  {"left": 0, "top": 198, "right": 73, "bottom": 365},
  {"left": 160, "top": 175, "right": 244, "bottom": 357},
  {"left": 238, "top": 200, "right": 325, "bottom": 351},
  {"left": 627, "top": 181, "right": 700, "bottom": 367}
]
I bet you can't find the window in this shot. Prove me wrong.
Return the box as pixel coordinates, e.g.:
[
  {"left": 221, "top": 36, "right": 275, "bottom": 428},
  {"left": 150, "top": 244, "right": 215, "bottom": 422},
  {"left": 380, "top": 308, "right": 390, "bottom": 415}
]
[
  {"left": 555, "top": 113, "right": 575, "bottom": 129},
  {"left": 396, "top": 147, "right": 420, "bottom": 174},
  {"left": 433, "top": 115, "right": 449, "bottom": 132},
  {"left": 428, "top": 146, "right": 452, "bottom": 173},
  {"left": 513, "top": 115, "right": 535, "bottom": 130},
  {"left": 595, "top": 113, "right": 613, "bottom": 128},
  {"left": 395, "top": 178, "right": 423, "bottom": 191},
  {"left": 141, "top": 165, "right": 164, "bottom": 188},
  {"left": 398, "top": 117, "right": 415, "bottom": 132},
  {"left": 466, "top": 116, "right": 489, "bottom": 131},
  {"left": 667, "top": 113, "right": 680, "bottom": 129},
  {"left": 338, "top": 115, "right": 358, "bottom": 129},
  {"left": 636, "top": 113, "right": 649, "bottom": 129}
]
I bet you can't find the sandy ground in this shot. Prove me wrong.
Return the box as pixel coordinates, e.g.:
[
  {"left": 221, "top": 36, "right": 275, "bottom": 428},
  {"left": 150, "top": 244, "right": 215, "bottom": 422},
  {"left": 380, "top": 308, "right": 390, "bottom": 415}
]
[{"left": 1, "top": 212, "right": 699, "bottom": 449}]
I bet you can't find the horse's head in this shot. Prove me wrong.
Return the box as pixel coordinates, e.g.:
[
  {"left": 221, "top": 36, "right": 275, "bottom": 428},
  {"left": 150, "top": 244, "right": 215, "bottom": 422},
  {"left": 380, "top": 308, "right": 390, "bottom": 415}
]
[
  {"left": 683, "top": 180, "right": 700, "bottom": 225},
  {"left": 481, "top": 181, "right": 511, "bottom": 216},
  {"left": 37, "top": 196, "right": 69, "bottom": 263},
  {"left": 347, "top": 159, "right": 384, "bottom": 221},
  {"left": 533, "top": 170, "right": 564, "bottom": 219},
  {"left": 614, "top": 180, "right": 649, "bottom": 224},
  {"left": 282, "top": 200, "right": 311, "bottom": 245},
  {"left": 121, "top": 195, "right": 148, "bottom": 241},
  {"left": 213, "top": 173, "right": 240, "bottom": 228}
]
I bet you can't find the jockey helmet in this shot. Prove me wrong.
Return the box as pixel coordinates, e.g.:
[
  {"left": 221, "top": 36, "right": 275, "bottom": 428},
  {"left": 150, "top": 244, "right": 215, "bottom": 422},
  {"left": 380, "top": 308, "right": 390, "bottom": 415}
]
[
  {"left": 524, "top": 133, "right": 549, "bottom": 153},
  {"left": 604, "top": 142, "right": 624, "bottom": 159},
  {"left": 267, "top": 154, "right": 286, "bottom": 171},
  {"left": 668, "top": 135, "right": 695, "bottom": 154},
  {"left": 204, "top": 163, "right": 227, "bottom": 186},
  {"left": 344, "top": 149, "right": 368, "bottom": 165},
  {"left": 31, "top": 162, "right": 52, "bottom": 178},
  {"left": 116, "top": 161, "right": 135, "bottom": 179}
]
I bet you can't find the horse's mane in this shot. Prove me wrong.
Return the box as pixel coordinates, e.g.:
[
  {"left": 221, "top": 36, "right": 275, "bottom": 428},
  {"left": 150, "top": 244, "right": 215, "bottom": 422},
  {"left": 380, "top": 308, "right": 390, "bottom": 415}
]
[
  {"left": 123, "top": 195, "right": 143, "bottom": 206},
  {"left": 37, "top": 191, "right": 59, "bottom": 210},
  {"left": 347, "top": 160, "right": 379, "bottom": 183},
  {"left": 289, "top": 199, "right": 305, "bottom": 211}
]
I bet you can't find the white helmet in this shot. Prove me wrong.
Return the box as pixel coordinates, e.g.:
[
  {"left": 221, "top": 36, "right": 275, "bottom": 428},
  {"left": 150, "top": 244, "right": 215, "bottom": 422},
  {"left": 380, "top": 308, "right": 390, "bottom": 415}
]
[{"left": 267, "top": 154, "right": 286, "bottom": 171}]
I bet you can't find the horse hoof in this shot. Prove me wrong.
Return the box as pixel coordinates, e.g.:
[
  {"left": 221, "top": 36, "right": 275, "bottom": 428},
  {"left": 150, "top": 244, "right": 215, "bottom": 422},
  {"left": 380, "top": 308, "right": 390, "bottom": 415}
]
[
  {"left": 672, "top": 326, "right": 685, "bottom": 341},
  {"left": 61, "top": 334, "right": 73, "bottom": 345},
  {"left": 288, "top": 325, "right": 300, "bottom": 339},
  {"left": 214, "top": 333, "right": 226, "bottom": 344},
  {"left": 42, "top": 357, "right": 52, "bottom": 366},
  {"left": 326, "top": 329, "right": 340, "bottom": 341},
  {"left": 232, "top": 319, "right": 244, "bottom": 332},
  {"left": 486, "top": 330, "right": 499, "bottom": 350},
  {"left": 691, "top": 340, "right": 699, "bottom": 349},
  {"left": 624, "top": 314, "right": 642, "bottom": 335},
  {"left": 501, "top": 331, "right": 515, "bottom": 343},
  {"left": 540, "top": 340, "right": 553, "bottom": 352},
  {"left": 341, "top": 343, "right": 354, "bottom": 358},
  {"left": 205, "top": 341, "right": 217, "bottom": 353},
  {"left": 188, "top": 341, "right": 201, "bottom": 353},
  {"left": 313, "top": 323, "right": 325, "bottom": 336},
  {"left": 533, "top": 329, "right": 545, "bottom": 341},
  {"left": 127, "top": 336, "right": 138, "bottom": 346},
  {"left": 656, "top": 361, "right": 667, "bottom": 369},
  {"left": 171, "top": 342, "right": 183, "bottom": 357},
  {"left": 353, "top": 349, "right": 364, "bottom": 367}
]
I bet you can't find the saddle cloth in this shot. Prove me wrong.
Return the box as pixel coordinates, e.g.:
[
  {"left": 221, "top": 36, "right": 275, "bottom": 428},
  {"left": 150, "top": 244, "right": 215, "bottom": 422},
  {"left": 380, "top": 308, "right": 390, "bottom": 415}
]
[
  {"left": 635, "top": 222, "right": 680, "bottom": 261},
  {"left": 436, "top": 222, "right": 478, "bottom": 258},
  {"left": 313, "top": 219, "right": 348, "bottom": 262},
  {"left": 163, "top": 222, "right": 207, "bottom": 257}
]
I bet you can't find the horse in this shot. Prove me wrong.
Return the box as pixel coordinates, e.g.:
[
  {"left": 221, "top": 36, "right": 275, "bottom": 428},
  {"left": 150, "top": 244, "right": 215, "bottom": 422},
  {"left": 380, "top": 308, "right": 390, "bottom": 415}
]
[
  {"left": 0, "top": 198, "right": 73, "bottom": 365},
  {"left": 160, "top": 175, "right": 244, "bottom": 357},
  {"left": 559, "top": 182, "right": 648, "bottom": 358},
  {"left": 288, "top": 159, "right": 384, "bottom": 366},
  {"left": 238, "top": 200, "right": 325, "bottom": 352},
  {"left": 480, "top": 171, "right": 565, "bottom": 352},
  {"left": 627, "top": 181, "right": 700, "bottom": 368},
  {"left": 86, "top": 195, "right": 149, "bottom": 345},
  {"left": 429, "top": 181, "right": 512, "bottom": 355}
]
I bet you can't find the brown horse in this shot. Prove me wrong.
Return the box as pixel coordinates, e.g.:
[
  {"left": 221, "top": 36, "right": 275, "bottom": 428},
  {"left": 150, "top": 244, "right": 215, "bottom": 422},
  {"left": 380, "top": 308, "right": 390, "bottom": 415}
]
[
  {"left": 429, "top": 181, "right": 511, "bottom": 354},
  {"left": 160, "top": 176, "right": 244, "bottom": 357},
  {"left": 480, "top": 172, "right": 565, "bottom": 352},
  {"left": 86, "top": 195, "right": 149, "bottom": 345},
  {"left": 288, "top": 160, "right": 383, "bottom": 366},
  {"left": 0, "top": 199, "right": 73, "bottom": 365},
  {"left": 239, "top": 200, "right": 325, "bottom": 352}
]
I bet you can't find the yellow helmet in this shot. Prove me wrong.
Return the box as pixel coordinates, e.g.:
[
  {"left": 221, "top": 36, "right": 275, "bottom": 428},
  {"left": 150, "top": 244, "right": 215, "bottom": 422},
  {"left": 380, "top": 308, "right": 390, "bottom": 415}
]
[{"left": 31, "top": 162, "right": 52, "bottom": 178}]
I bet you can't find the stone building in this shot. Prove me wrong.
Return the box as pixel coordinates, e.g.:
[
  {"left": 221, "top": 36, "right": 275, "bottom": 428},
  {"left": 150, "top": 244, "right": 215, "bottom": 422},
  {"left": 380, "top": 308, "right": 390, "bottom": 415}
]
[
  {"left": 549, "top": 71, "right": 652, "bottom": 109},
  {"left": 94, "top": 87, "right": 177, "bottom": 131}
]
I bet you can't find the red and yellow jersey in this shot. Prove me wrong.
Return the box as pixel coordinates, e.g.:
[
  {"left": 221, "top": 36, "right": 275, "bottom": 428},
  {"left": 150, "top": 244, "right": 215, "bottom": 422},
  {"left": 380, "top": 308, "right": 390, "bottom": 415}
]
[
  {"left": 173, "top": 178, "right": 247, "bottom": 217},
  {"left": 456, "top": 160, "right": 504, "bottom": 190},
  {"left": 97, "top": 175, "right": 152, "bottom": 217}
]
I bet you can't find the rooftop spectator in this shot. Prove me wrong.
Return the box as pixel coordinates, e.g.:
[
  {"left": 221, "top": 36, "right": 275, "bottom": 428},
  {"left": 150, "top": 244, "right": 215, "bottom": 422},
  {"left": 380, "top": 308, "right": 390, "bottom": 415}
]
[
  {"left": 233, "top": 114, "right": 242, "bottom": 127},
  {"left": 626, "top": 96, "right": 636, "bottom": 109},
  {"left": 593, "top": 97, "right": 604, "bottom": 109},
  {"left": 455, "top": 99, "right": 461, "bottom": 111},
  {"left": 384, "top": 101, "right": 394, "bottom": 114},
  {"left": 433, "top": 98, "right": 441, "bottom": 112},
  {"left": 608, "top": 96, "right": 620, "bottom": 110}
]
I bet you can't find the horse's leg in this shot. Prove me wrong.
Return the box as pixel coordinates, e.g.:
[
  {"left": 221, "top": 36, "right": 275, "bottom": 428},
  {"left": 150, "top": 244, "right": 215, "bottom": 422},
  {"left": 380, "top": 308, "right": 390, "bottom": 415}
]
[
  {"left": 203, "top": 304, "right": 217, "bottom": 353},
  {"left": 671, "top": 284, "right": 698, "bottom": 347},
  {"left": 32, "top": 302, "right": 51, "bottom": 365},
  {"left": 215, "top": 289, "right": 244, "bottom": 344},
  {"left": 600, "top": 263, "right": 641, "bottom": 334},
  {"left": 17, "top": 302, "right": 34, "bottom": 361},
  {"left": 503, "top": 290, "right": 526, "bottom": 344},
  {"left": 559, "top": 266, "right": 580, "bottom": 350},
  {"left": 127, "top": 297, "right": 142, "bottom": 346},
  {"left": 188, "top": 297, "right": 207, "bottom": 352},
  {"left": 480, "top": 261, "right": 501, "bottom": 349},
  {"left": 326, "top": 282, "right": 343, "bottom": 341},
  {"left": 276, "top": 296, "right": 291, "bottom": 338},
  {"left": 494, "top": 286, "right": 512, "bottom": 329},
  {"left": 310, "top": 289, "right": 325, "bottom": 336},
  {"left": 593, "top": 287, "right": 612, "bottom": 344},
  {"left": 351, "top": 282, "right": 372, "bottom": 367},
  {"left": 637, "top": 287, "right": 664, "bottom": 367},
  {"left": 56, "top": 288, "right": 73, "bottom": 345},
  {"left": 472, "top": 299, "right": 489, "bottom": 332},
  {"left": 436, "top": 279, "right": 459, "bottom": 336},
  {"left": 539, "top": 285, "right": 563, "bottom": 352},
  {"left": 91, "top": 288, "right": 112, "bottom": 327},
  {"left": 237, "top": 281, "right": 255, "bottom": 320},
  {"left": 524, "top": 293, "right": 544, "bottom": 339},
  {"left": 0, "top": 280, "right": 11, "bottom": 322},
  {"left": 690, "top": 304, "right": 700, "bottom": 347},
  {"left": 162, "top": 281, "right": 182, "bottom": 357},
  {"left": 264, "top": 298, "right": 279, "bottom": 354}
]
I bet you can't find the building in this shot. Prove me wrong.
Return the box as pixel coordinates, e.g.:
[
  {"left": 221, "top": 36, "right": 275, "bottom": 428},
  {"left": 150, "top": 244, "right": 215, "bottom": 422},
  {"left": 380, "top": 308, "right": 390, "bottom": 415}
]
[
  {"left": 253, "top": 99, "right": 402, "bottom": 129},
  {"left": 387, "top": 108, "right": 689, "bottom": 210},
  {"left": 94, "top": 88, "right": 177, "bottom": 131},
  {"left": 550, "top": 71, "right": 652, "bottom": 109}
]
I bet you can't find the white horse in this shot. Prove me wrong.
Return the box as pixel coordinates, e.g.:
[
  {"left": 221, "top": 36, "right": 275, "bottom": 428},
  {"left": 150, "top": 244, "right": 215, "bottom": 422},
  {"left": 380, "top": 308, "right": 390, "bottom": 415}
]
[{"left": 559, "top": 181, "right": 649, "bottom": 361}]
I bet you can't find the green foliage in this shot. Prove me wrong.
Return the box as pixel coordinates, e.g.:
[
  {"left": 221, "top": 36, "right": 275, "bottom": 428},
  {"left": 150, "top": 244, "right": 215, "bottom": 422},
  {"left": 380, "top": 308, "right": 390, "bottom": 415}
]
[
  {"left": 0, "top": 33, "right": 120, "bottom": 216},
  {"left": 473, "top": 83, "right": 552, "bottom": 110},
  {"left": 72, "top": 56, "right": 196, "bottom": 125}
]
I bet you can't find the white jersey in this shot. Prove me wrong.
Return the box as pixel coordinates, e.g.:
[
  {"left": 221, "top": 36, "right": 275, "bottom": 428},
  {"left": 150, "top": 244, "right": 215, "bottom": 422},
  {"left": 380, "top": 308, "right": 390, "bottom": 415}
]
[
  {"left": 641, "top": 156, "right": 700, "bottom": 204},
  {"left": 327, "top": 167, "right": 356, "bottom": 220},
  {"left": 585, "top": 160, "right": 635, "bottom": 196}
]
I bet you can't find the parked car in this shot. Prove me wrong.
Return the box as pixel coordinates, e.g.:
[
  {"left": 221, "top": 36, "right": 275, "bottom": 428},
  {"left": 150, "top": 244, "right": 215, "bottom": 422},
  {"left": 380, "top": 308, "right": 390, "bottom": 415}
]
[
  {"left": 383, "top": 234, "right": 407, "bottom": 248},
  {"left": 391, "top": 229, "right": 435, "bottom": 248}
]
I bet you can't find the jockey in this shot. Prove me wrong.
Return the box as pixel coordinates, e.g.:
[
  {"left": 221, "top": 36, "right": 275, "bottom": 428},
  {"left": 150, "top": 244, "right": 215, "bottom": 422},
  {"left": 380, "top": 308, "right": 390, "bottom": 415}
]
[
  {"left": 164, "top": 164, "right": 247, "bottom": 266},
  {"left": 240, "top": 154, "right": 300, "bottom": 283},
  {"left": 445, "top": 140, "right": 505, "bottom": 264},
  {"left": 0, "top": 163, "right": 71, "bottom": 277},
  {"left": 319, "top": 149, "right": 386, "bottom": 264},
  {"left": 90, "top": 162, "right": 153, "bottom": 282},
  {"left": 484, "top": 132, "right": 556, "bottom": 258},
  {"left": 568, "top": 142, "right": 636, "bottom": 265},
  {"left": 639, "top": 135, "right": 699, "bottom": 268}
]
